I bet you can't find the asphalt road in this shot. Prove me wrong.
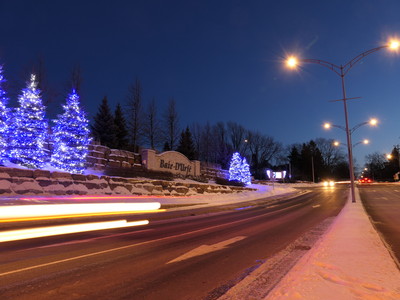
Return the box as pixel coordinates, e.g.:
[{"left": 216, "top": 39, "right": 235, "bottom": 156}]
[
  {"left": 0, "top": 185, "right": 347, "bottom": 300},
  {"left": 359, "top": 183, "right": 400, "bottom": 265}
]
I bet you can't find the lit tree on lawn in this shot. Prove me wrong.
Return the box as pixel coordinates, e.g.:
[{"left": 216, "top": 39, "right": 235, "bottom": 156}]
[
  {"left": 8, "top": 74, "right": 48, "bottom": 169},
  {"left": 229, "top": 152, "right": 242, "bottom": 181},
  {"left": 0, "top": 65, "right": 10, "bottom": 165},
  {"left": 51, "top": 89, "right": 92, "bottom": 174},
  {"left": 240, "top": 157, "right": 251, "bottom": 185}
]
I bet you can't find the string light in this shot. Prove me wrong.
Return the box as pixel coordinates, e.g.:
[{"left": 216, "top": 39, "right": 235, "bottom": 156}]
[
  {"left": 229, "top": 152, "right": 251, "bottom": 185},
  {"left": 0, "top": 65, "right": 10, "bottom": 165},
  {"left": 7, "top": 74, "right": 48, "bottom": 169},
  {"left": 51, "top": 89, "right": 92, "bottom": 174}
]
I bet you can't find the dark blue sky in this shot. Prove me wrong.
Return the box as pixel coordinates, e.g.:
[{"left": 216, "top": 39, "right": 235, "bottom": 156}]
[{"left": 1, "top": 0, "right": 400, "bottom": 165}]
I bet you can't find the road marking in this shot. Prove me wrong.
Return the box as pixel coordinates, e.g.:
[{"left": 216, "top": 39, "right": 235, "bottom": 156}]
[
  {"left": 167, "top": 236, "right": 246, "bottom": 264},
  {"left": 0, "top": 214, "right": 266, "bottom": 277},
  {"left": 312, "top": 205, "right": 321, "bottom": 208},
  {"left": 0, "top": 197, "right": 316, "bottom": 278}
]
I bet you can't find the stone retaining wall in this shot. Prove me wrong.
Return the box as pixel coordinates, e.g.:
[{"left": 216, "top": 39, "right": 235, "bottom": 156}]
[
  {"left": 86, "top": 143, "right": 142, "bottom": 171},
  {"left": 0, "top": 167, "right": 255, "bottom": 196}
]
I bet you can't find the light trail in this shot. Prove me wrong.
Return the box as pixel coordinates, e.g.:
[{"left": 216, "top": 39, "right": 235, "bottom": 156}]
[
  {"left": 19, "top": 195, "right": 186, "bottom": 201},
  {"left": 0, "top": 202, "right": 163, "bottom": 222},
  {"left": 0, "top": 219, "right": 149, "bottom": 242}
]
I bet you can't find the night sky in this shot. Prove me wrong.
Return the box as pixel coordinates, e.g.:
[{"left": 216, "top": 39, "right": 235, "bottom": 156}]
[{"left": 1, "top": 0, "right": 400, "bottom": 166}]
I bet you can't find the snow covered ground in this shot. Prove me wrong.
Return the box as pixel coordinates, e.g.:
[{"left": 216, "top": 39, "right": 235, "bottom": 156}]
[
  {"left": 154, "top": 182, "right": 299, "bottom": 207},
  {"left": 265, "top": 189, "right": 400, "bottom": 300}
]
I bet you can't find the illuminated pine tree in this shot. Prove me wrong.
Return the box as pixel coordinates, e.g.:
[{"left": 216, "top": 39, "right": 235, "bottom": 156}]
[
  {"left": 240, "top": 157, "right": 251, "bottom": 185},
  {"left": 0, "top": 65, "right": 10, "bottom": 165},
  {"left": 8, "top": 74, "right": 48, "bottom": 169},
  {"left": 229, "top": 152, "right": 242, "bottom": 181},
  {"left": 51, "top": 89, "right": 92, "bottom": 174}
]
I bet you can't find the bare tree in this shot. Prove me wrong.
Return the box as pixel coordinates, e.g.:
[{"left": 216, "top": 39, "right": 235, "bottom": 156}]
[
  {"left": 31, "top": 56, "right": 59, "bottom": 111},
  {"left": 190, "top": 122, "right": 203, "bottom": 159},
  {"left": 199, "top": 122, "right": 213, "bottom": 162},
  {"left": 69, "top": 64, "right": 83, "bottom": 94},
  {"left": 212, "top": 122, "right": 231, "bottom": 168},
  {"left": 163, "top": 98, "right": 180, "bottom": 150},
  {"left": 246, "top": 130, "right": 282, "bottom": 178},
  {"left": 227, "top": 121, "right": 248, "bottom": 155},
  {"left": 315, "top": 138, "right": 346, "bottom": 169},
  {"left": 143, "top": 98, "right": 160, "bottom": 150},
  {"left": 126, "top": 78, "right": 143, "bottom": 152}
]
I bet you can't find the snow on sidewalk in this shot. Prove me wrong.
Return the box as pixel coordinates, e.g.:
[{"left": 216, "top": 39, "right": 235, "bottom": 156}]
[{"left": 265, "top": 188, "right": 400, "bottom": 300}]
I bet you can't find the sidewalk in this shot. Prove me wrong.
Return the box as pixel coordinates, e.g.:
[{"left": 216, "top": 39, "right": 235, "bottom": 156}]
[{"left": 265, "top": 188, "right": 400, "bottom": 300}]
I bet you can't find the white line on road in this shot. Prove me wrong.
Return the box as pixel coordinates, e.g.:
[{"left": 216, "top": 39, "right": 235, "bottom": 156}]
[
  {"left": 0, "top": 206, "right": 295, "bottom": 277},
  {"left": 167, "top": 236, "right": 246, "bottom": 264}
]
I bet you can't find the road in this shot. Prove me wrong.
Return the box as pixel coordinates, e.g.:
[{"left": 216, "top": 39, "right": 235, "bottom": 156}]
[
  {"left": 359, "top": 183, "right": 400, "bottom": 265},
  {"left": 0, "top": 185, "right": 347, "bottom": 300}
]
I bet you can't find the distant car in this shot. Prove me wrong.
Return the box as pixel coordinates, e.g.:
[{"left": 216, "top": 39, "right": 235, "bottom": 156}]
[
  {"left": 358, "top": 178, "right": 373, "bottom": 184},
  {"left": 323, "top": 180, "right": 335, "bottom": 187}
]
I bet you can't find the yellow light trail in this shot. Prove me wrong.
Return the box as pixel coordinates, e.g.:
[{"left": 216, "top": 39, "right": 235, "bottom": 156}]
[
  {"left": 0, "top": 203, "right": 163, "bottom": 223},
  {"left": 0, "top": 219, "right": 149, "bottom": 242}
]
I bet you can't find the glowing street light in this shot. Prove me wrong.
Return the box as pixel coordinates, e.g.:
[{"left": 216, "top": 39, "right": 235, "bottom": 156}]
[
  {"left": 389, "top": 39, "right": 400, "bottom": 50},
  {"left": 323, "top": 118, "right": 378, "bottom": 134},
  {"left": 333, "top": 139, "right": 370, "bottom": 148},
  {"left": 286, "top": 56, "right": 298, "bottom": 68},
  {"left": 286, "top": 39, "right": 398, "bottom": 202}
]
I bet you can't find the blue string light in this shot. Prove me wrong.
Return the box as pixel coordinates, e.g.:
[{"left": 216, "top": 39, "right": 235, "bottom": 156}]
[
  {"left": 0, "top": 65, "right": 10, "bottom": 165},
  {"left": 50, "top": 89, "right": 92, "bottom": 174},
  {"left": 7, "top": 74, "right": 48, "bottom": 169},
  {"left": 229, "top": 152, "right": 251, "bottom": 185}
]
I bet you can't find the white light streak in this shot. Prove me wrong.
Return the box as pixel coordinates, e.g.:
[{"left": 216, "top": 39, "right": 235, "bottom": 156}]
[{"left": 0, "top": 219, "right": 149, "bottom": 242}]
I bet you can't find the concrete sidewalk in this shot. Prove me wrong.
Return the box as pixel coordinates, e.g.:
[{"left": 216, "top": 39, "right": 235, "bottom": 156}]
[{"left": 265, "top": 188, "right": 400, "bottom": 299}]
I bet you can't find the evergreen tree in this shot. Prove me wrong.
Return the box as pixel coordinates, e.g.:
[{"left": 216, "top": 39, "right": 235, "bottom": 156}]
[
  {"left": 0, "top": 65, "right": 10, "bottom": 165},
  {"left": 51, "top": 89, "right": 92, "bottom": 174},
  {"left": 229, "top": 152, "right": 242, "bottom": 181},
  {"left": 91, "top": 96, "right": 117, "bottom": 148},
  {"left": 114, "top": 103, "right": 129, "bottom": 150},
  {"left": 8, "top": 74, "right": 48, "bottom": 169},
  {"left": 240, "top": 157, "right": 251, "bottom": 185},
  {"left": 177, "top": 127, "right": 196, "bottom": 160}
]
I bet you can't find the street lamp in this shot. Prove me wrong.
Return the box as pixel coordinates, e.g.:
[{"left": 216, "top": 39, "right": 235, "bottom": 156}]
[
  {"left": 333, "top": 139, "right": 370, "bottom": 147},
  {"left": 323, "top": 118, "right": 378, "bottom": 134},
  {"left": 285, "top": 40, "right": 399, "bottom": 202}
]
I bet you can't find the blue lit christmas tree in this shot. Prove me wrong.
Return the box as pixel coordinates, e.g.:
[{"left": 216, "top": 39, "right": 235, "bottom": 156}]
[
  {"left": 8, "top": 74, "right": 48, "bottom": 169},
  {"left": 229, "top": 152, "right": 252, "bottom": 185},
  {"left": 229, "top": 152, "right": 243, "bottom": 181},
  {"left": 51, "top": 89, "right": 92, "bottom": 174},
  {"left": 0, "top": 65, "right": 10, "bottom": 165},
  {"left": 240, "top": 157, "right": 251, "bottom": 185}
]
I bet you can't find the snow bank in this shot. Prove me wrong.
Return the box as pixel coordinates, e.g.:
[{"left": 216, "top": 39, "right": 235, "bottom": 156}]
[{"left": 265, "top": 188, "right": 400, "bottom": 300}]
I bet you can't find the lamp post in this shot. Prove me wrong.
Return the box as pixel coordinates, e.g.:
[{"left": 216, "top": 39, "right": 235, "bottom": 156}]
[{"left": 286, "top": 40, "right": 399, "bottom": 202}]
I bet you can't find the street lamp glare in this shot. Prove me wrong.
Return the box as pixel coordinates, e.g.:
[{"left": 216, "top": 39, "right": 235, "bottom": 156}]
[
  {"left": 369, "top": 118, "right": 378, "bottom": 126},
  {"left": 389, "top": 40, "right": 400, "bottom": 50},
  {"left": 286, "top": 56, "right": 298, "bottom": 68},
  {"left": 323, "top": 122, "right": 331, "bottom": 129},
  {"left": 387, "top": 154, "right": 393, "bottom": 160},
  {"left": 333, "top": 141, "right": 340, "bottom": 147},
  {"left": 363, "top": 139, "right": 369, "bottom": 144}
]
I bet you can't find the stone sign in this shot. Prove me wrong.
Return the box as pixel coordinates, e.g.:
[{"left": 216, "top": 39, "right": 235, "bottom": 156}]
[{"left": 141, "top": 150, "right": 201, "bottom": 177}]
